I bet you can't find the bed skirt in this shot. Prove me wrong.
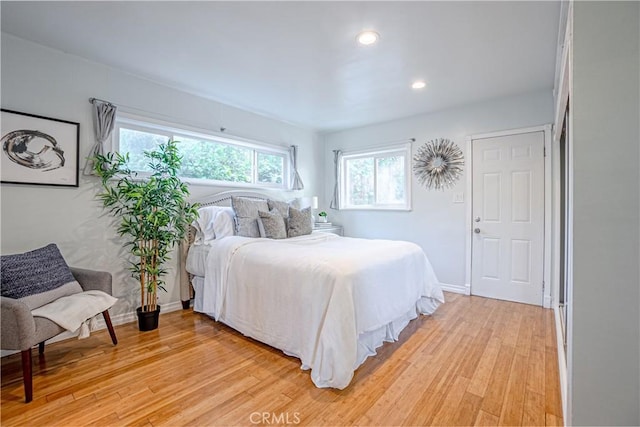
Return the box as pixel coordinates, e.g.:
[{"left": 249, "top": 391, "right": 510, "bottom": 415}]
[{"left": 191, "top": 276, "right": 441, "bottom": 388}]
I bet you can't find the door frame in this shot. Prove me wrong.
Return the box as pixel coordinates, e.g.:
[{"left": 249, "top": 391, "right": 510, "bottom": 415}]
[{"left": 464, "top": 124, "right": 553, "bottom": 308}]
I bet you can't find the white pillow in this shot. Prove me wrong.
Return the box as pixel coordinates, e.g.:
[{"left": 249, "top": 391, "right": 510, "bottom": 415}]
[
  {"left": 192, "top": 206, "right": 215, "bottom": 245},
  {"left": 192, "top": 206, "right": 235, "bottom": 245},
  {"left": 212, "top": 207, "right": 235, "bottom": 240}
]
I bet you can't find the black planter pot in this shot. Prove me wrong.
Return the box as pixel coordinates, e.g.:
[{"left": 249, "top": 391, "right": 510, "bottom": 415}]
[{"left": 136, "top": 305, "right": 161, "bottom": 331}]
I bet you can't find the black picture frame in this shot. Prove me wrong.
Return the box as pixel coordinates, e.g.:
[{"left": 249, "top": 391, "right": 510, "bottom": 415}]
[{"left": 1, "top": 109, "right": 80, "bottom": 187}]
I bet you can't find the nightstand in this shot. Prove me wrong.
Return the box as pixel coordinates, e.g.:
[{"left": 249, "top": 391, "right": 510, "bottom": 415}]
[{"left": 312, "top": 224, "right": 343, "bottom": 236}]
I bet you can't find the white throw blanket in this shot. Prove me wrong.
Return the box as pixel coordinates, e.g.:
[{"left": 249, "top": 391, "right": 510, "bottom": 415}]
[
  {"left": 31, "top": 290, "right": 118, "bottom": 339},
  {"left": 195, "top": 233, "right": 444, "bottom": 389}
]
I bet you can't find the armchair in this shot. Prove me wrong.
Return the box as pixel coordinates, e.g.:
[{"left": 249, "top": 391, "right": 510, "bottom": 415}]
[{"left": 1, "top": 267, "right": 117, "bottom": 402}]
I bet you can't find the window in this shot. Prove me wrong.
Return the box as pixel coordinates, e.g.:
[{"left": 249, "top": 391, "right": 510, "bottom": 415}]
[
  {"left": 114, "top": 115, "right": 289, "bottom": 188},
  {"left": 340, "top": 143, "right": 412, "bottom": 210}
]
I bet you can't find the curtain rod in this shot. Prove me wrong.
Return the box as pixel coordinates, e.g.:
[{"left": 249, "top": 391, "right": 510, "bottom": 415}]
[
  {"left": 88, "top": 97, "right": 115, "bottom": 106},
  {"left": 87, "top": 97, "right": 292, "bottom": 149},
  {"left": 377, "top": 137, "right": 416, "bottom": 144}
]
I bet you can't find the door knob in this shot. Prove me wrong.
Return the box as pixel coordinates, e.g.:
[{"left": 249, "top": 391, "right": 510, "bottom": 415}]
[
  {"left": 474, "top": 217, "right": 481, "bottom": 222},
  {"left": 474, "top": 228, "right": 481, "bottom": 234}
]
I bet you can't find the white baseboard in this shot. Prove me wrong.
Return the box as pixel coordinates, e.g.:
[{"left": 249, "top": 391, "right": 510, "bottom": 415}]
[
  {"left": 553, "top": 305, "right": 568, "bottom": 425},
  {"left": 440, "top": 282, "right": 471, "bottom": 295},
  {"left": 94, "top": 300, "right": 184, "bottom": 329},
  {"left": 1, "top": 301, "right": 186, "bottom": 358}
]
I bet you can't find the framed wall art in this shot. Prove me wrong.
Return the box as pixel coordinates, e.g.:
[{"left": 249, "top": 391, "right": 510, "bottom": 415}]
[{"left": 1, "top": 109, "right": 80, "bottom": 187}]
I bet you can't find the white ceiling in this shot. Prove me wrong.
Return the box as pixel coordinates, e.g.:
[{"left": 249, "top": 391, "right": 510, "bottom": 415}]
[{"left": 1, "top": 1, "right": 561, "bottom": 133}]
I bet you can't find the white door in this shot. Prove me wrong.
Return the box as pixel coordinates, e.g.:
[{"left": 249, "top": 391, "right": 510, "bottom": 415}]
[{"left": 471, "top": 131, "right": 545, "bottom": 305}]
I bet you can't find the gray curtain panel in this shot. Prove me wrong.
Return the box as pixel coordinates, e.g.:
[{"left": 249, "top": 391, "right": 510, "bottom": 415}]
[
  {"left": 82, "top": 100, "right": 117, "bottom": 175},
  {"left": 330, "top": 149, "right": 342, "bottom": 210},
  {"left": 289, "top": 145, "right": 304, "bottom": 190}
]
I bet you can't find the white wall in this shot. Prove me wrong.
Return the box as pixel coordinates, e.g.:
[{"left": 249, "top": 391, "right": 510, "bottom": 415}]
[
  {"left": 321, "top": 91, "right": 553, "bottom": 288},
  {"left": 0, "top": 34, "right": 321, "bottom": 318},
  {"left": 570, "top": 2, "right": 640, "bottom": 425}
]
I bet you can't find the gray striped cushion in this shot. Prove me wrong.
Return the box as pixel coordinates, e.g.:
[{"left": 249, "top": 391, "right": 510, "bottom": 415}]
[{"left": 1, "top": 244, "right": 82, "bottom": 309}]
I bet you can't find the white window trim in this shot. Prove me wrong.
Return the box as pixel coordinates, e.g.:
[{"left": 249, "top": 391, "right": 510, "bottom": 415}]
[
  {"left": 339, "top": 142, "right": 412, "bottom": 211},
  {"left": 113, "top": 113, "right": 290, "bottom": 189}
]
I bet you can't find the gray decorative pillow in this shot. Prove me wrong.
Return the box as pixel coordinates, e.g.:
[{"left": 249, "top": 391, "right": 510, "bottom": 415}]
[
  {"left": 1, "top": 244, "right": 83, "bottom": 309},
  {"left": 267, "top": 199, "right": 293, "bottom": 229},
  {"left": 231, "top": 196, "right": 269, "bottom": 238},
  {"left": 258, "top": 210, "right": 287, "bottom": 239},
  {"left": 267, "top": 199, "right": 290, "bottom": 219},
  {"left": 288, "top": 207, "right": 313, "bottom": 238}
]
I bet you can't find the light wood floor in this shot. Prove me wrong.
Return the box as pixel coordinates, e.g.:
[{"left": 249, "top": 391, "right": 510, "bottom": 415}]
[{"left": 1, "top": 292, "right": 563, "bottom": 426}]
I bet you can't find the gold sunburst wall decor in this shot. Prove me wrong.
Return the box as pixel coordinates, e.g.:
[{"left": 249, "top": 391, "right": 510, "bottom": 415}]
[{"left": 413, "top": 138, "right": 464, "bottom": 190}]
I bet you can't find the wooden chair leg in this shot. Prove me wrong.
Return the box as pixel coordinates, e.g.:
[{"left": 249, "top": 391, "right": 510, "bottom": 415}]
[
  {"left": 102, "top": 310, "right": 118, "bottom": 345},
  {"left": 38, "top": 342, "right": 45, "bottom": 354},
  {"left": 21, "top": 349, "right": 33, "bottom": 403}
]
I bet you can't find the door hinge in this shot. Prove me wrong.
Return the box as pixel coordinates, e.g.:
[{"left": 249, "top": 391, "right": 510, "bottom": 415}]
[
  {"left": 543, "top": 146, "right": 546, "bottom": 157},
  {"left": 542, "top": 281, "right": 545, "bottom": 292}
]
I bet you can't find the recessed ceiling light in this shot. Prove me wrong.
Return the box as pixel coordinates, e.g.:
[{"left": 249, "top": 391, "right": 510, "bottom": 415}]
[
  {"left": 357, "top": 30, "right": 379, "bottom": 46},
  {"left": 412, "top": 80, "right": 427, "bottom": 90}
]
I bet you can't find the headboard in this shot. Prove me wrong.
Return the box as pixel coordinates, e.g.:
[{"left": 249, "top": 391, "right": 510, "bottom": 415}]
[{"left": 179, "top": 190, "right": 280, "bottom": 309}]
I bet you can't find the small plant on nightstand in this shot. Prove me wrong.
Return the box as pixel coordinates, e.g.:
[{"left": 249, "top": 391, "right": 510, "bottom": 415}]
[{"left": 318, "top": 211, "right": 328, "bottom": 223}]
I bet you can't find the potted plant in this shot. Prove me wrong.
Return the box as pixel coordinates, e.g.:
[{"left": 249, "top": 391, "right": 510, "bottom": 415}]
[
  {"left": 92, "top": 140, "right": 198, "bottom": 331},
  {"left": 318, "top": 211, "right": 328, "bottom": 223}
]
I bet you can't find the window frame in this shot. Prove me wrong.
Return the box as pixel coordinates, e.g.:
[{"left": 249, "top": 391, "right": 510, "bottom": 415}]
[
  {"left": 113, "top": 113, "right": 290, "bottom": 189},
  {"left": 339, "top": 142, "right": 412, "bottom": 211}
]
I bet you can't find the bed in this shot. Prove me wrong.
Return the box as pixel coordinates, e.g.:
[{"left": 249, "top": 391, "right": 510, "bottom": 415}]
[{"left": 179, "top": 191, "right": 444, "bottom": 389}]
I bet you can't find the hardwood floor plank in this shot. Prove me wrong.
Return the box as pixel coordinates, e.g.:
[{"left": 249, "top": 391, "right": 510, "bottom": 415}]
[
  {"left": 207, "top": 387, "right": 292, "bottom": 426},
  {"left": 430, "top": 376, "right": 471, "bottom": 426},
  {"left": 546, "top": 412, "right": 564, "bottom": 426},
  {"left": 474, "top": 409, "right": 500, "bottom": 426},
  {"left": 20, "top": 392, "right": 97, "bottom": 426},
  {"left": 150, "top": 371, "right": 261, "bottom": 426},
  {"left": 309, "top": 358, "right": 412, "bottom": 425},
  {"left": 458, "top": 327, "right": 493, "bottom": 379},
  {"left": 544, "top": 306, "right": 557, "bottom": 348},
  {"left": 403, "top": 390, "right": 446, "bottom": 426},
  {"left": 115, "top": 358, "right": 256, "bottom": 423},
  {"left": 545, "top": 345, "right": 563, "bottom": 418},
  {"left": 60, "top": 391, "right": 122, "bottom": 426},
  {"left": 467, "top": 336, "right": 502, "bottom": 397},
  {"left": 1, "top": 293, "right": 563, "bottom": 426},
  {"left": 480, "top": 344, "right": 516, "bottom": 417},
  {"left": 503, "top": 309, "right": 523, "bottom": 348},
  {"left": 522, "top": 389, "right": 546, "bottom": 427},
  {"left": 86, "top": 411, "right": 121, "bottom": 427},
  {"left": 362, "top": 355, "right": 438, "bottom": 425},
  {"left": 498, "top": 353, "right": 528, "bottom": 425},
  {"left": 453, "top": 391, "right": 484, "bottom": 426},
  {"left": 515, "top": 314, "right": 535, "bottom": 357},
  {"left": 527, "top": 346, "right": 545, "bottom": 395}
]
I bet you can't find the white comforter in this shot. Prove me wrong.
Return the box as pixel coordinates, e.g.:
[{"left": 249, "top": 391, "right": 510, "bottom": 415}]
[{"left": 194, "top": 232, "right": 444, "bottom": 389}]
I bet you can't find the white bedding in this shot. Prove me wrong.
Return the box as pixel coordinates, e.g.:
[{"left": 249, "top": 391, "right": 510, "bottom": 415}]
[
  {"left": 192, "top": 232, "right": 444, "bottom": 389},
  {"left": 186, "top": 244, "right": 212, "bottom": 277}
]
